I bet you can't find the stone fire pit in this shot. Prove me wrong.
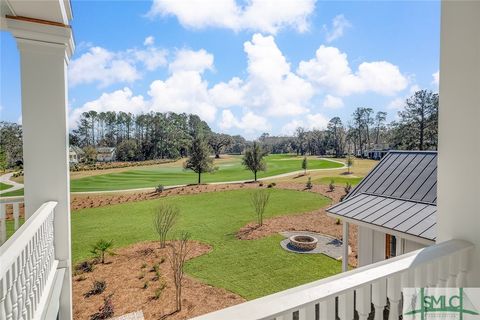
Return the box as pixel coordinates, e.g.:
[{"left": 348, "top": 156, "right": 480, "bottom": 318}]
[{"left": 288, "top": 235, "right": 318, "bottom": 251}]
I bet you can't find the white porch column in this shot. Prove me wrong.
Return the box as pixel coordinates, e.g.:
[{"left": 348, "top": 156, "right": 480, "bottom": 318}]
[
  {"left": 342, "top": 221, "right": 349, "bottom": 272},
  {"left": 438, "top": 1, "right": 480, "bottom": 285},
  {"left": 7, "top": 17, "right": 74, "bottom": 319}
]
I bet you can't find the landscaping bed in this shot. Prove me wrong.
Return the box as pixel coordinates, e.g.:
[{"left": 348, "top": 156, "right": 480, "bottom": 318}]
[{"left": 73, "top": 241, "right": 245, "bottom": 320}]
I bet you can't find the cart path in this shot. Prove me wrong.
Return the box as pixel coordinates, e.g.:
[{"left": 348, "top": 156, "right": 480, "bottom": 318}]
[
  {"left": 0, "top": 172, "right": 23, "bottom": 195},
  {"left": 0, "top": 158, "right": 346, "bottom": 198}
]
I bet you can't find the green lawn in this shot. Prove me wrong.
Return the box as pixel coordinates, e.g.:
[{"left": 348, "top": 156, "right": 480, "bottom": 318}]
[
  {"left": 72, "top": 188, "right": 341, "bottom": 299},
  {"left": 313, "top": 176, "right": 363, "bottom": 186},
  {"left": 0, "top": 182, "right": 13, "bottom": 191},
  {"left": 70, "top": 155, "right": 343, "bottom": 192},
  {"left": 0, "top": 155, "right": 344, "bottom": 196}
]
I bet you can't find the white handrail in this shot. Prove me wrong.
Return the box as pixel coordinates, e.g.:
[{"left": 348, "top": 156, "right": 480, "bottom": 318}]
[
  {"left": 191, "top": 239, "right": 473, "bottom": 320},
  {"left": 0, "top": 201, "right": 58, "bottom": 320}
]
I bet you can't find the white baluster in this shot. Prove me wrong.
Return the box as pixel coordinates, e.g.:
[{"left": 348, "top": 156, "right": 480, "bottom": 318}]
[
  {"left": 356, "top": 285, "right": 371, "bottom": 320},
  {"left": 275, "top": 311, "right": 294, "bottom": 320},
  {"left": 426, "top": 262, "right": 437, "bottom": 287},
  {"left": 13, "top": 203, "right": 20, "bottom": 231},
  {"left": 437, "top": 256, "right": 449, "bottom": 287},
  {"left": 10, "top": 261, "right": 19, "bottom": 320},
  {"left": 298, "top": 303, "right": 316, "bottom": 320},
  {"left": 457, "top": 249, "right": 470, "bottom": 287},
  {"left": 387, "top": 275, "right": 401, "bottom": 320},
  {"left": 0, "top": 278, "right": 7, "bottom": 320},
  {"left": 414, "top": 264, "right": 426, "bottom": 288},
  {"left": 0, "top": 203, "right": 6, "bottom": 244},
  {"left": 5, "top": 270, "right": 13, "bottom": 320},
  {"left": 372, "top": 279, "right": 387, "bottom": 320},
  {"left": 16, "top": 254, "right": 25, "bottom": 320},
  {"left": 338, "top": 291, "right": 354, "bottom": 320},
  {"left": 319, "top": 298, "right": 335, "bottom": 320},
  {"left": 447, "top": 253, "right": 459, "bottom": 287}
]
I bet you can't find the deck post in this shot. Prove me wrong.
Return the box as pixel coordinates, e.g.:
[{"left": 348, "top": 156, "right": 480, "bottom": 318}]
[
  {"left": 342, "top": 221, "right": 349, "bottom": 272},
  {"left": 438, "top": 1, "right": 480, "bottom": 286},
  {"left": 7, "top": 17, "right": 74, "bottom": 319}
]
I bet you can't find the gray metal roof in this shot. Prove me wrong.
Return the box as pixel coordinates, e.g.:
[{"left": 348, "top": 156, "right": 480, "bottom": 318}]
[{"left": 327, "top": 151, "right": 437, "bottom": 242}]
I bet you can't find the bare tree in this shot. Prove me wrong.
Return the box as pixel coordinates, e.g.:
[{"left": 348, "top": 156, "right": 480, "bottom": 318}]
[
  {"left": 168, "top": 232, "right": 191, "bottom": 313},
  {"left": 153, "top": 203, "right": 179, "bottom": 248},
  {"left": 250, "top": 190, "right": 271, "bottom": 226}
]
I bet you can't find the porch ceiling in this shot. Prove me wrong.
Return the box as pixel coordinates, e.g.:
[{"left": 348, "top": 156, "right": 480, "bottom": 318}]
[{"left": 1, "top": 0, "right": 72, "bottom": 25}]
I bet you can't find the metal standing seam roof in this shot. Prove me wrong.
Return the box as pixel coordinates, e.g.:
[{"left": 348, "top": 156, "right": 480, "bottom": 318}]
[{"left": 327, "top": 151, "right": 437, "bottom": 242}]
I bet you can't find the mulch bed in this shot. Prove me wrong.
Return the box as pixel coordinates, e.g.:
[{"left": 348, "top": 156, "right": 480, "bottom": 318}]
[{"left": 73, "top": 241, "right": 245, "bottom": 320}]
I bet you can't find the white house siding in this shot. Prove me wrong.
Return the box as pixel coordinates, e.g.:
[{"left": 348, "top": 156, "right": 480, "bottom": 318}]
[{"left": 357, "top": 226, "right": 427, "bottom": 267}]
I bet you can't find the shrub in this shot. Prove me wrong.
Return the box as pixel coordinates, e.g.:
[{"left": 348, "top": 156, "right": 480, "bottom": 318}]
[
  {"left": 168, "top": 232, "right": 190, "bottom": 312},
  {"left": 153, "top": 203, "right": 179, "bottom": 249},
  {"left": 344, "top": 182, "right": 352, "bottom": 195},
  {"left": 141, "top": 262, "right": 147, "bottom": 269},
  {"left": 259, "top": 182, "right": 263, "bottom": 187},
  {"left": 335, "top": 218, "right": 341, "bottom": 225},
  {"left": 75, "top": 260, "right": 95, "bottom": 274},
  {"left": 250, "top": 190, "right": 271, "bottom": 226},
  {"left": 76, "top": 275, "right": 87, "bottom": 282},
  {"left": 90, "top": 294, "right": 114, "bottom": 320},
  {"left": 90, "top": 240, "right": 115, "bottom": 264},
  {"left": 153, "top": 286, "right": 165, "bottom": 300},
  {"left": 138, "top": 271, "right": 145, "bottom": 280},
  {"left": 306, "top": 177, "right": 312, "bottom": 190},
  {"left": 142, "top": 281, "right": 149, "bottom": 289},
  {"left": 267, "top": 182, "right": 276, "bottom": 188},
  {"left": 329, "top": 180, "right": 335, "bottom": 192},
  {"left": 84, "top": 280, "right": 107, "bottom": 298},
  {"left": 159, "top": 257, "right": 165, "bottom": 264},
  {"left": 155, "top": 184, "right": 164, "bottom": 193}
]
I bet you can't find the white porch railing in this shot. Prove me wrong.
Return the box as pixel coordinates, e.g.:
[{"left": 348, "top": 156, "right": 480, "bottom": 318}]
[
  {"left": 0, "top": 199, "right": 24, "bottom": 245},
  {"left": 192, "top": 239, "right": 473, "bottom": 320},
  {"left": 0, "top": 201, "right": 63, "bottom": 320}
]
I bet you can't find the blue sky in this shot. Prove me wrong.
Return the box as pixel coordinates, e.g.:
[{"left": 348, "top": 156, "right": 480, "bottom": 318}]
[{"left": 0, "top": 0, "right": 440, "bottom": 138}]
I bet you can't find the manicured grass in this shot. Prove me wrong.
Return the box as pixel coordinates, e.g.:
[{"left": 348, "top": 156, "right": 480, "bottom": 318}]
[
  {"left": 72, "top": 188, "right": 341, "bottom": 299},
  {"left": 313, "top": 176, "right": 363, "bottom": 186},
  {"left": 0, "top": 188, "right": 24, "bottom": 197},
  {"left": 0, "top": 182, "right": 13, "bottom": 191},
  {"left": 70, "top": 155, "right": 343, "bottom": 192}
]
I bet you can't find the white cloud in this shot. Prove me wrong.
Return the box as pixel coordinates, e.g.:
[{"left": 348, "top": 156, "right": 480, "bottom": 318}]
[
  {"left": 209, "top": 77, "right": 245, "bottom": 108},
  {"left": 432, "top": 71, "right": 439, "bottom": 86},
  {"left": 232, "top": 34, "right": 313, "bottom": 116},
  {"left": 297, "top": 45, "right": 408, "bottom": 96},
  {"left": 69, "top": 88, "right": 147, "bottom": 127},
  {"left": 387, "top": 97, "right": 404, "bottom": 110},
  {"left": 131, "top": 47, "right": 168, "bottom": 71},
  {"left": 322, "top": 94, "right": 344, "bottom": 109},
  {"left": 147, "top": 49, "right": 216, "bottom": 122},
  {"left": 147, "top": 0, "right": 315, "bottom": 34},
  {"left": 144, "top": 36, "right": 155, "bottom": 46},
  {"left": 219, "top": 109, "right": 270, "bottom": 133},
  {"left": 169, "top": 49, "right": 214, "bottom": 73},
  {"left": 69, "top": 47, "right": 141, "bottom": 87},
  {"left": 69, "top": 45, "right": 168, "bottom": 87},
  {"left": 281, "top": 113, "right": 329, "bottom": 135},
  {"left": 324, "top": 14, "right": 351, "bottom": 42}
]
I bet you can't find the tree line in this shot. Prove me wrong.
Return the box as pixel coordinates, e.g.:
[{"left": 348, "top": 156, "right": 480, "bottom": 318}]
[
  {"left": 258, "top": 90, "right": 438, "bottom": 157},
  {"left": 0, "top": 89, "right": 438, "bottom": 170}
]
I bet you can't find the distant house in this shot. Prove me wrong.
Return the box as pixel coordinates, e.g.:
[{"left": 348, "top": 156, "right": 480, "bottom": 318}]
[
  {"left": 356, "top": 143, "right": 391, "bottom": 160},
  {"left": 69, "top": 146, "right": 84, "bottom": 164},
  {"left": 327, "top": 150, "right": 437, "bottom": 267},
  {"left": 96, "top": 147, "right": 116, "bottom": 162}
]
